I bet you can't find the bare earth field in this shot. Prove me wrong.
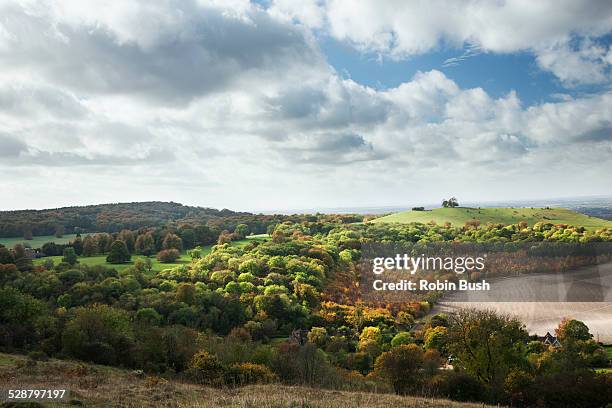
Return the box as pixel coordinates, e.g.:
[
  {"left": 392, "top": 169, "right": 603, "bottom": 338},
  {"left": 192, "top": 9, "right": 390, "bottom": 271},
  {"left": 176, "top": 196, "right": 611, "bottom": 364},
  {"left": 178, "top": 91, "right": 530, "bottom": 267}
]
[
  {"left": 434, "top": 262, "right": 612, "bottom": 343},
  {"left": 0, "top": 354, "right": 497, "bottom": 408}
]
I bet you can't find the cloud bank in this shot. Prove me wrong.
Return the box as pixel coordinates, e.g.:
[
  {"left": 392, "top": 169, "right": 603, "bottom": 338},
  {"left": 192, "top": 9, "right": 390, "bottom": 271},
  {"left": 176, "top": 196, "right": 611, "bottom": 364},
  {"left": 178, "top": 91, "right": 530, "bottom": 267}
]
[{"left": 0, "top": 0, "right": 611, "bottom": 210}]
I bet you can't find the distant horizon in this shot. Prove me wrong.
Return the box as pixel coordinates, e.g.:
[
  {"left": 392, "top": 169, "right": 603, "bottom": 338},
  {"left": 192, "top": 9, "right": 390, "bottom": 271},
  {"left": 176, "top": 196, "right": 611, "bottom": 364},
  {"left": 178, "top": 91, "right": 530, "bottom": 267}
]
[{"left": 2, "top": 194, "right": 612, "bottom": 215}]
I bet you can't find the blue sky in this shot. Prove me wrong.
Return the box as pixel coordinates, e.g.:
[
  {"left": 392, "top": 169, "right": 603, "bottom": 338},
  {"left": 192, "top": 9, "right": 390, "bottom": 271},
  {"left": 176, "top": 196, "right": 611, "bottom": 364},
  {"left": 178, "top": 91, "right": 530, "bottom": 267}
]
[
  {"left": 321, "top": 35, "right": 610, "bottom": 107},
  {"left": 0, "top": 1, "right": 611, "bottom": 211}
]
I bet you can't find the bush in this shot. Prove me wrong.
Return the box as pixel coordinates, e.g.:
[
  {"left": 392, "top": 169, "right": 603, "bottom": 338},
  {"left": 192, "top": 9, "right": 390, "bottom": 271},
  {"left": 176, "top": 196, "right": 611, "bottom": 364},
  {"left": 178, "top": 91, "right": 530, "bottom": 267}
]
[
  {"left": 431, "top": 371, "right": 486, "bottom": 402},
  {"left": 224, "top": 362, "right": 277, "bottom": 386},
  {"left": 27, "top": 350, "right": 49, "bottom": 361},
  {"left": 374, "top": 344, "right": 424, "bottom": 395},
  {"left": 187, "top": 351, "right": 224, "bottom": 385},
  {"left": 157, "top": 249, "right": 181, "bottom": 263}
]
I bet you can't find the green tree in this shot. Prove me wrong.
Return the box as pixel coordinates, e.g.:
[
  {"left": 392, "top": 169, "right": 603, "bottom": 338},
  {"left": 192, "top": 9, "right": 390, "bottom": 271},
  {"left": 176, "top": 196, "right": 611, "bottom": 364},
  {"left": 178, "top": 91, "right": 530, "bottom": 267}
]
[
  {"left": 555, "top": 318, "right": 592, "bottom": 343},
  {"left": 106, "top": 240, "right": 131, "bottom": 264},
  {"left": 62, "top": 247, "right": 78, "bottom": 266},
  {"left": 391, "top": 332, "right": 414, "bottom": 347},
  {"left": 446, "top": 309, "right": 528, "bottom": 388},
  {"left": 62, "top": 304, "right": 133, "bottom": 365},
  {"left": 234, "top": 224, "right": 250, "bottom": 239}
]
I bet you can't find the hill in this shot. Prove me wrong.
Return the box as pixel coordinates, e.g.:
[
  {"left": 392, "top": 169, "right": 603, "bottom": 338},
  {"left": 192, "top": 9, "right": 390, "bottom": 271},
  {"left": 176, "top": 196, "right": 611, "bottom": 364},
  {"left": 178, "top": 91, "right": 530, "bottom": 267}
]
[
  {"left": 0, "top": 201, "right": 249, "bottom": 238},
  {"left": 0, "top": 353, "right": 495, "bottom": 408},
  {"left": 371, "top": 207, "right": 612, "bottom": 230}
]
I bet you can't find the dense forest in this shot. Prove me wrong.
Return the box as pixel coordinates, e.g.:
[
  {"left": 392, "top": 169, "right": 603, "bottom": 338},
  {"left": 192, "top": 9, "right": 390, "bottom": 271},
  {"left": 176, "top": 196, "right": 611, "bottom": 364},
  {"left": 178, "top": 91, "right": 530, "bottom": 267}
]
[
  {"left": 0, "top": 201, "right": 366, "bottom": 238},
  {"left": 1, "top": 213, "right": 611, "bottom": 407}
]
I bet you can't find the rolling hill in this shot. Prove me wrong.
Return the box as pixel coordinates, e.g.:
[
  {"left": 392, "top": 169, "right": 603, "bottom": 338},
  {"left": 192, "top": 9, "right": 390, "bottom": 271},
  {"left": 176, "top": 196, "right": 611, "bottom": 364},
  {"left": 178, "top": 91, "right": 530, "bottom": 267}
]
[{"left": 371, "top": 207, "right": 612, "bottom": 230}]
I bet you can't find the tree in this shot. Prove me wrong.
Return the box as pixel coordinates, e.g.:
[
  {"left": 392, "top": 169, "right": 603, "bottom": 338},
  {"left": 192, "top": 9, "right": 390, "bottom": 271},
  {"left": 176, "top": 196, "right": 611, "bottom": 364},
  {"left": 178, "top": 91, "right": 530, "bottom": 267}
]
[
  {"left": 62, "top": 304, "right": 133, "bottom": 365},
  {"left": 135, "top": 232, "right": 155, "bottom": 256},
  {"left": 442, "top": 197, "right": 459, "bottom": 208},
  {"left": 157, "top": 249, "right": 180, "bottom": 263},
  {"left": 424, "top": 326, "right": 447, "bottom": 351},
  {"left": 555, "top": 318, "right": 592, "bottom": 343},
  {"left": 72, "top": 236, "right": 83, "bottom": 255},
  {"left": 22, "top": 225, "right": 33, "bottom": 240},
  {"left": 62, "top": 247, "right": 78, "bottom": 266},
  {"left": 391, "top": 332, "right": 414, "bottom": 347},
  {"left": 118, "top": 230, "right": 136, "bottom": 252},
  {"left": 234, "top": 224, "right": 249, "bottom": 239},
  {"left": 374, "top": 344, "right": 424, "bottom": 394},
  {"left": 162, "top": 233, "right": 183, "bottom": 251},
  {"left": 106, "top": 240, "right": 131, "bottom": 264},
  {"left": 95, "top": 233, "right": 112, "bottom": 253},
  {"left": 82, "top": 236, "right": 97, "bottom": 257},
  {"left": 54, "top": 224, "right": 65, "bottom": 238},
  {"left": 446, "top": 309, "right": 528, "bottom": 388},
  {"left": 0, "top": 246, "right": 15, "bottom": 264}
]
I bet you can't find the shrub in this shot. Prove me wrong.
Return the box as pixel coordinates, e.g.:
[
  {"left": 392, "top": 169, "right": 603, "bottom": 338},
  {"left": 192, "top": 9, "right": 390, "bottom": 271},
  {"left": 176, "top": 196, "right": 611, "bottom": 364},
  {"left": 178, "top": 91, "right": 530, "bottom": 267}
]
[
  {"left": 157, "top": 249, "right": 181, "bottom": 263},
  {"left": 224, "top": 362, "right": 276, "bottom": 386},
  {"left": 187, "top": 351, "right": 224, "bottom": 386},
  {"left": 374, "top": 344, "right": 424, "bottom": 395},
  {"left": 430, "top": 371, "right": 486, "bottom": 402}
]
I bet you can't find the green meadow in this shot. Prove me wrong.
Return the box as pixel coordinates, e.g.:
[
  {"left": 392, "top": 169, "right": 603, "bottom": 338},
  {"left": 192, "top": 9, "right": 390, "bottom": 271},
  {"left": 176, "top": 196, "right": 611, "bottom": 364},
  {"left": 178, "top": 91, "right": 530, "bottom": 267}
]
[
  {"left": 32, "top": 235, "right": 270, "bottom": 274},
  {"left": 372, "top": 207, "right": 612, "bottom": 230}
]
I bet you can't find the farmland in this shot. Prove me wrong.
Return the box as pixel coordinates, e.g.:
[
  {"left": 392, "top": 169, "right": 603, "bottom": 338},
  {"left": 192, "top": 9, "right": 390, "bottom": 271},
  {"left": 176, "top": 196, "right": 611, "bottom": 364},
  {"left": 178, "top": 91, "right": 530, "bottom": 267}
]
[
  {"left": 433, "top": 261, "right": 612, "bottom": 343},
  {"left": 372, "top": 207, "right": 612, "bottom": 230}
]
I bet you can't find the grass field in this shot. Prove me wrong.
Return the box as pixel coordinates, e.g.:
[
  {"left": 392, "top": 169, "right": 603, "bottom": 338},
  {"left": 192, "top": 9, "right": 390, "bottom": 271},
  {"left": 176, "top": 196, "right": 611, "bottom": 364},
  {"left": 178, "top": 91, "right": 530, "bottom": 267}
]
[
  {"left": 0, "top": 352, "right": 497, "bottom": 408},
  {"left": 33, "top": 253, "right": 193, "bottom": 274},
  {"left": 372, "top": 207, "right": 612, "bottom": 230},
  {"left": 32, "top": 235, "right": 270, "bottom": 274},
  {"left": 0, "top": 233, "right": 96, "bottom": 249}
]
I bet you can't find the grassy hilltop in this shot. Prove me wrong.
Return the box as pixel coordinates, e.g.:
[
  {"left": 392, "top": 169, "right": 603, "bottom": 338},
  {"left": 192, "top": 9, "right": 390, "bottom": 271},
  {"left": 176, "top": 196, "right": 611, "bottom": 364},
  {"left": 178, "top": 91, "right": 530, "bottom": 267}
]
[
  {"left": 0, "top": 353, "right": 497, "bottom": 408},
  {"left": 372, "top": 207, "right": 612, "bottom": 230}
]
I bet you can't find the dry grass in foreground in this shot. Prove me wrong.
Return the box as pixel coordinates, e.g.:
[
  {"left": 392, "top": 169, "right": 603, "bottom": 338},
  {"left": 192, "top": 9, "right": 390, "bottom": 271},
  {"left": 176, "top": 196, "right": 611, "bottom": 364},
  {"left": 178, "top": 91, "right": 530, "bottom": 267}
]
[{"left": 0, "top": 353, "right": 495, "bottom": 408}]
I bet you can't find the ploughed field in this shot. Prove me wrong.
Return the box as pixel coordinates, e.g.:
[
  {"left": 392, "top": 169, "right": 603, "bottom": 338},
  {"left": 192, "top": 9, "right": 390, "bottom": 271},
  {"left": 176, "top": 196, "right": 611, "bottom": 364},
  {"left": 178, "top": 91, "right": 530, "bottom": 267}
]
[
  {"left": 433, "top": 261, "right": 612, "bottom": 343},
  {"left": 373, "top": 207, "right": 612, "bottom": 230}
]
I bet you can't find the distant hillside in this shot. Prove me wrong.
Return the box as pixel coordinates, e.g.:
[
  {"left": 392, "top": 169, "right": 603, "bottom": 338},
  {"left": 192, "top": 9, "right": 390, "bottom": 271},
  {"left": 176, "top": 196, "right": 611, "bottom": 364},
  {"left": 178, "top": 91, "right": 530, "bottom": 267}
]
[
  {"left": 0, "top": 353, "right": 496, "bottom": 408},
  {"left": 0, "top": 201, "right": 249, "bottom": 238},
  {"left": 372, "top": 207, "right": 612, "bottom": 230}
]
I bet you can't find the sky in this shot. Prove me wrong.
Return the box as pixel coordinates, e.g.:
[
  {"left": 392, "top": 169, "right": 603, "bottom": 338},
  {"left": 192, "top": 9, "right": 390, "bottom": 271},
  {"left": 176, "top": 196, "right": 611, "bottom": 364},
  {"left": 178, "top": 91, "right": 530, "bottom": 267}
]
[{"left": 1, "top": 0, "right": 612, "bottom": 212}]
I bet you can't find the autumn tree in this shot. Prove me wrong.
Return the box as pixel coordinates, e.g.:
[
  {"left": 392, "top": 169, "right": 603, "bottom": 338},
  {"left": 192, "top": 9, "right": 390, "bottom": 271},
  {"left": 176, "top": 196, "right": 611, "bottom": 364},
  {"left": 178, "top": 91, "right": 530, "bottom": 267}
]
[
  {"left": 135, "top": 233, "right": 155, "bottom": 256},
  {"left": 374, "top": 344, "right": 424, "bottom": 394},
  {"left": 162, "top": 233, "right": 183, "bottom": 251},
  {"left": 82, "top": 236, "right": 97, "bottom": 257}
]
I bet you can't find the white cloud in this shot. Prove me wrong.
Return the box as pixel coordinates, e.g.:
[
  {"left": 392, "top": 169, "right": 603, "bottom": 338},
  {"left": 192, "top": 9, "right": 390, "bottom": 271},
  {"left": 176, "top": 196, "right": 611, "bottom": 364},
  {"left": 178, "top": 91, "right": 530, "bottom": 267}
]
[
  {"left": 271, "top": 0, "right": 612, "bottom": 85},
  {"left": 0, "top": 0, "right": 610, "bottom": 210}
]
